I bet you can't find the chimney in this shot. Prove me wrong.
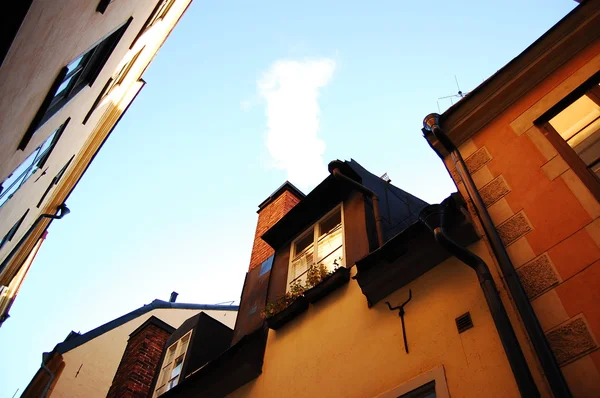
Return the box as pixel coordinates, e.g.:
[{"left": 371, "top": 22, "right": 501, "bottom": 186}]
[
  {"left": 248, "top": 181, "right": 304, "bottom": 271},
  {"left": 106, "top": 316, "right": 174, "bottom": 398},
  {"left": 169, "top": 291, "right": 178, "bottom": 303}
]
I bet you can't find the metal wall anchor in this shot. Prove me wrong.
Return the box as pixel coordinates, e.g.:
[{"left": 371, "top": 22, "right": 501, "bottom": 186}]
[{"left": 385, "top": 289, "right": 412, "bottom": 353}]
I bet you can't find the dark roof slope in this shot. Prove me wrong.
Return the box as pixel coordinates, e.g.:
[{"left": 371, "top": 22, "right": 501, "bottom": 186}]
[
  {"left": 55, "top": 300, "right": 238, "bottom": 354},
  {"left": 262, "top": 159, "right": 428, "bottom": 248},
  {"left": 257, "top": 181, "right": 305, "bottom": 211}
]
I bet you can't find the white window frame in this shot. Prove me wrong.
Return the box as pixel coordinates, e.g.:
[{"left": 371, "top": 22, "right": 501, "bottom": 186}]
[
  {"left": 153, "top": 330, "right": 192, "bottom": 397},
  {"left": 374, "top": 365, "right": 449, "bottom": 398},
  {"left": 287, "top": 204, "right": 346, "bottom": 292}
]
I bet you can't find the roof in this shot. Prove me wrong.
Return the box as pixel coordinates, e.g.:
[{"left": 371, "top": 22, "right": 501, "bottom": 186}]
[
  {"left": 262, "top": 159, "right": 427, "bottom": 249},
  {"left": 129, "top": 315, "right": 176, "bottom": 339},
  {"left": 257, "top": 181, "right": 305, "bottom": 212},
  {"left": 355, "top": 193, "right": 479, "bottom": 306},
  {"left": 432, "top": 1, "right": 599, "bottom": 148},
  {"left": 55, "top": 299, "right": 239, "bottom": 354}
]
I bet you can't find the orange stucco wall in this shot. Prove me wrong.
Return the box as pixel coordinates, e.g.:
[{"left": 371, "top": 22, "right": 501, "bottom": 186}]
[{"left": 444, "top": 37, "right": 600, "bottom": 396}]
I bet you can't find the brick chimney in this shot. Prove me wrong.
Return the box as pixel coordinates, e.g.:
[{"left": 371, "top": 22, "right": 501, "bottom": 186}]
[
  {"left": 106, "top": 316, "right": 174, "bottom": 398},
  {"left": 248, "top": 181, "right": 304, "bottom": 271}
]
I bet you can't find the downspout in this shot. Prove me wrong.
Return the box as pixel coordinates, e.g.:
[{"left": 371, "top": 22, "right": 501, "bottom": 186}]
[
  {"left": 420, "top": 200, "right": 538, "bottom": 397},
  {"left": 330, "top": 167, "right": 384, "bottom": 247},
  {"left": 0, "top": 204, "right": 70, "bottom": 274},
  {"left": 422, "top": 113, "right": 571, "bottom": 397},
  {"left": 41, "top": 363, "right": 55, "bottom": 398}
]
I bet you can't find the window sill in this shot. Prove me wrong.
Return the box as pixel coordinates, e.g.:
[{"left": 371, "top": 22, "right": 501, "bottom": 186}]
[
  {"left": 303, "top": 266, "right": 350, "bottom": 304},
  {"left": 266, "top": 296, "right": 308, "bottom": 330},
  {"left": 266, "top": 267, "right": 351, "bottom": 330}
]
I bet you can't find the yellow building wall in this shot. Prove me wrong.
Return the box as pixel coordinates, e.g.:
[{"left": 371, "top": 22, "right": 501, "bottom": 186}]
[
  {"left": 50, "top": 308, "right": 236, "bottom": 398},
  {"left": 228, "top": 241, "right": 523, "bottom": 398}
]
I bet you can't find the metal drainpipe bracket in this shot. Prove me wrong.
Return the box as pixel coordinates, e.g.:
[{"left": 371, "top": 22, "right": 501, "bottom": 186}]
[{"left": 385, "top": 289, "right": 412, "bottom": 353}]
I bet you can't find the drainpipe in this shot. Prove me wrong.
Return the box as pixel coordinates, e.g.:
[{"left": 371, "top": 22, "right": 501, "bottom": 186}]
[
  {"left": 41, "top": 363, "right": 55, "bottom": 398},
  {"left": 422, "top": 113, "right": 571, "bottom": 397},
  {"left": 330, "top": 167, "right": 384, "bottom": 247},
  {"left": 0, "top": 204, "right": 70, "bottom": 274},
  {"left": 420, "top": 200, "right": 539, "bottom": 397}
]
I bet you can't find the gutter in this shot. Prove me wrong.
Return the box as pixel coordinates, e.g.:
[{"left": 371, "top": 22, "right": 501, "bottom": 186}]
[
  {"left": 40, "top": 363, "right": 55, "bottom": 398},
  {"left": 0, "top": 203, "right": 70, "bottom": 275},
  {"left": 329, "top": 165, "right": 385, "bottom": 247},
  {"left": 420, "top": 199, "right": 538, "bottom": 397},
  {"left": 422, "top": 113, "right": 571, "bottom": 397}
]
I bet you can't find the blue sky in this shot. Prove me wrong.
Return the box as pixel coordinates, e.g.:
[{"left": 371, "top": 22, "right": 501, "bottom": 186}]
[{"left": 0, "top": 0, "right": 576, "bottom": 395}]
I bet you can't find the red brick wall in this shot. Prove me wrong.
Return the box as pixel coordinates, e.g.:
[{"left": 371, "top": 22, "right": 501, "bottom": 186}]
[
  {"left": 248, "top": 190, "right": 301, "bottom": 271},
  {"left": 106, "top": 322, "right": 172, "bottom": 398}
]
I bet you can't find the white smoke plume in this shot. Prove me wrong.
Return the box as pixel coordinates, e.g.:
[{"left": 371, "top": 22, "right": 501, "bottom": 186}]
[{"left": 258, "top": 58, "right": 336, "bottom": 189}]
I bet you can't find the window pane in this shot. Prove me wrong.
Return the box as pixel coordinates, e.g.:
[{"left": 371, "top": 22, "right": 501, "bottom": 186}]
[
  {"left": 549, "top": 85, "right": 600, "bottom": 178},
  {"left": 66, "top": 54, "right": 86, "bottom": 74},
  {"left": 158, "top": 365, "right": 171, "bottom": 388},
  {"left": 319, "top": 209, "right": 341, "bottom": 237},
  {"left": 166, "top": 356, "right": 183, "bottom": 391},
  {"left": 550, "top": 94, "right": 600, "bottom": 142},
  {"left": 0, "top": 150, "right": 38, "bottom": 207},
  {"left": 289, "top": 246, "right": 314, "bottom": 286},
  {"left": 317, "top": 223, "right": 343, "bottom": 271},
  {"left": 317, "top": 209, "right": 343, "bottom": 271},
  {"left": 398, "top": 381, "right": 436, "bottom": 398},
  {"left": 23, "top": 128, "right": 59, "bottom": 181},
  {"left": 171, "top": 356, "right": 183, "bottom": 379},
  {"left": 55, "top": 75, "right": 75, "bottom": 98},
  {"left": 165, "top": 345, "right": 176, "bottom": 364},
  {"left": 295, "top": 231, "right": 314, "bottom": 256},
  {"left": 178, "top": 335, "right": 190, "bottom": 356}
]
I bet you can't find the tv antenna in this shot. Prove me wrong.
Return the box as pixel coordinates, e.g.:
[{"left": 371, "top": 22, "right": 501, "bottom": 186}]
[{"left": 437, "top": 75, "right": 469, "bottom": 113}]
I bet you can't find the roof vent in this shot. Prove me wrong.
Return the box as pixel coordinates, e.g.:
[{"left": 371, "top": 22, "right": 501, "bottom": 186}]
[{"left": 456, "top": 312, "right": 473, "bottom": 334}]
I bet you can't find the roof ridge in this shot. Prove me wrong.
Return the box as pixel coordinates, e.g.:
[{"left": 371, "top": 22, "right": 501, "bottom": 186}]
[{"left": 53, "top": 300, "right": 238, "bottom": 354}]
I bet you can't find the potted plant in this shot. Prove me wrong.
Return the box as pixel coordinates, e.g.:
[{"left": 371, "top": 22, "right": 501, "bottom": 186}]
[
  {"left": 303, "top": 259, "right": 351, "bottom": 304},
  {"left": 263, "top": 281, "right": 308, "bottom": 330}
]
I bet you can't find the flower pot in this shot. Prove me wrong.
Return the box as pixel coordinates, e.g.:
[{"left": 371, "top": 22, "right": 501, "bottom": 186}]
[
  {"left": 304, "top": 267, "right": 351, "bottom": 304},
  {"left": 266, "top": 296, "right": 309, "bottom": 330}
]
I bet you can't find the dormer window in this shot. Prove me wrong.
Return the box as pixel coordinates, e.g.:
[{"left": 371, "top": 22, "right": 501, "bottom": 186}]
[
  {"left": 154, "top": 331, "right": 191, "bottom": 397},
  {"left": 287, "top": 206, "right": 344, "bottom": 291}
]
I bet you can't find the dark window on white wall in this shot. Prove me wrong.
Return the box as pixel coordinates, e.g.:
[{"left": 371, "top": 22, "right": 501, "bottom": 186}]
[
  {"left": 130, "top": 0, "right": 175, "bottom": 49},
  {"left": 96, "top": 0, "right": 115, "bottom": 14},
  {"left": 1, "top": 120, "right": 69, "bottom": 208},
  {"left": 0, "top": 210, "right": 29, "bottom": 251},
  {"left": 83, "top": 46, "right": 144, "bottom": 125},
  {"left": 37, "top": 155, "right": 75, "bottom": 208},
  {"left": 19, "top": 18, "right": 133, "bottom": 150}
]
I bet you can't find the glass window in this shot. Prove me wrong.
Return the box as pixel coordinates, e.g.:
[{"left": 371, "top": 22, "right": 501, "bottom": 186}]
[
  {"left": 20, "top": 19, "right": 131, "bottom": 149},
  {"left": 548, "top": 83, "right": 600, "bottom": 179},
  {"left": 0, "top": 210, "right": 29, "bottom": 251},
  {"left": 287, "top": 207, "right": 344, "bottom": 291},
  {"left": 154, "top": 331, "right": 192, "bottom": 397},
  {"left": 295, "top": 232, "right": 314, "bottom": 256},
  {"left": 398, "top": 381, "right": 436, "bottom": 398},
  {"left": 1, "top": 121, "right": 67, "bottom": 208}
]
